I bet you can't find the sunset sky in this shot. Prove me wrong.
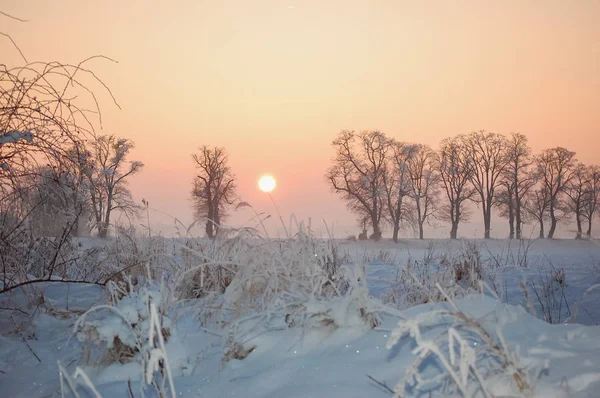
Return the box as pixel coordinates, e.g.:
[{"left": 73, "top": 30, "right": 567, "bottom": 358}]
[{"left": 3, "top": 0, "right": 600, "bottom": 238}]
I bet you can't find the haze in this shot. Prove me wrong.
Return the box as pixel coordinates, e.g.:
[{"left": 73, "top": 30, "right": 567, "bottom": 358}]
[{"left": 3, "top": 0, "right": 599, "bottom": 238}]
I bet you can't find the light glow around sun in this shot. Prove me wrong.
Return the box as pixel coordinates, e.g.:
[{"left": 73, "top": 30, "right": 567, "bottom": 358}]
[{"left": 258, "top": 175, "right": 276, "bottom": 193}]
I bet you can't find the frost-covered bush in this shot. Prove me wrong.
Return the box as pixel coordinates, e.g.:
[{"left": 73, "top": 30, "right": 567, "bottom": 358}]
[
  {"left": 75, "top": 276, "right": 173, "bottom": 365},
  {"left": 177, "top": 223, "right": 380, "bottom": 365},
  {"left": 62, "top": 303, "right": 176, "bottom": 398},
  {"left": 520, "top": 266, "right": 571, "bottom": 324},
  {"left": 382, "top": 241, "right": 496, "bottom": 309},
  {"left": 382, "top": 259, "right": 461, "bottom": 308},
  {"left": 173, "top": 230, "right": 254, "bottom": 299},
  {"left": 386, "top": 285, "right": 548, "bottom": 398}
]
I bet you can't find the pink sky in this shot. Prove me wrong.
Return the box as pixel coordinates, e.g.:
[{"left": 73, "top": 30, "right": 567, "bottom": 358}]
[{"left": 3, "top": 0, "right": 600, "bottom": 238}]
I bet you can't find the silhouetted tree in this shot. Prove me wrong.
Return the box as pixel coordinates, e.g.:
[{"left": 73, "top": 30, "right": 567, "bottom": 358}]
[
  {"left": 535, "top": 147, "right": 576, "bottom": 238},
  {"left": 326, "top": 130, "right": 388, "bottom": 240},
  {"left": 565, "top": 163, "right": 590, "bottom": 239},
  {"left": 581, "top": 165, "right": 600, "bottom": 237},
  {"left": 494, "top": 180, "right": 516, "bottom": 239},
  {"left": 503, "top": 133, "right": 536, "bottom": 239},
  {"left": 83, "top": 135, "right": 143, "bottom": 238},
  {"left": 406, "top": 144, "right": 439, "bottom": 239},
  {"left": 438, "top": 136, "right": 476, "bottom": 239},
  {"left": 191, "top": 146, "right": 237, "bottom": 238},
  {"left": 463, "top": 131, "right": 510, "bottom": 238},
  {"left": 383, "top": 140, "right": 414, "bottom": 242},
  {"left": 28, "top": 163, "right": 89, "bottom": 237},
  {"left": 523, "top": 184, "right": 551, "bottom": 239}
]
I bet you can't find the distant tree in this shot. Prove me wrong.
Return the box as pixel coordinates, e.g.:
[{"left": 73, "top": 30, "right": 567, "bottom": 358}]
[
  {"left": 191, "top": 146, "right": 237, "bottom": 239},
  {"left": 463, "top": 131, "right": 510, "bottom": 239},
  {"left": 565, "top": 163, "right": 590, "bottom": 239},
  {"left": 383, "top": 140, "right": 414, "bottom": 243},
  {"left": 82, "top": 135, "right": 143, "bottom": 238},
  {"left": 28, "top": 164, "right": 89, "bottom": 237},
  {"left": 523, "top": 184, "right": 551, "bottom": 239},
  {"left": 406, "top": 144, "right": 439, "bottom": 239},
  {"left": 494, "top": 180, "right": 516, "bottom": 239},
  {"left": 438, "top": 136, "right": 476, "bottom": 239},
  {"left": 326, "top": 130, "right": 388, "bottom": 241},
  {"left": 581, "top": 165, "right": 600, "bottom": 237},
  {"left": 534, "top": 147, "right": 576, "bottom": 238},
  {"left": 503, "top": 133, "right": 536, "bottom": 239}
]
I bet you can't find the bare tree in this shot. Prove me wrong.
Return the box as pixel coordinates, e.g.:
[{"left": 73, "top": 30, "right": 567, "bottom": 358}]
[
  {"left": 494, "top": 180, "right": 516, "bottom": 239},
  {"left": 82, "top": 135, "right": 143, "bottom": 238},
  {"left": 406, "top": 144, "right": 439, "bottom": 239},
  {"left": 438, "top": 136, "right": 476, "bottom": 239},
  {"left": 383, "top": 140, "right": 414, "bottom": 242},
  {"left": 326, "top": 130, "right": 388, "bottom": 240},
  {"left": 523, "top": 184, "right": 551, "bottom": 239},
  {"left": 191, "top": 146, "right": 237, "bottom": 238},
  {"left": 565, "top": 163, "right": 590, "bottom": 239},
  {"left": 503, "top": 133, "right": 536, "bottom": 239},
  {"left": 534, "top": 147, "right": 576, "bottom": 239},
  {"left": 1, "top": 53, "right": 118, "bottom": 195},
  {"left": 463, "top": 131, "right": 510, "bottom": 238},
  {"left": 1, "top": 11, "right": 118, "bottom": 241},
  {"left": 581, "top": 165, "right": 600, "bottom": 237},
  {"left": 28, "top": 163, "right": 89, "bottom": 237}
]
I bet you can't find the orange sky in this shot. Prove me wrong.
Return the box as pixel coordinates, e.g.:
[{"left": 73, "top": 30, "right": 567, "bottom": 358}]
[{"left": 3, "top": 0, "right": 600, "bottom": 238}]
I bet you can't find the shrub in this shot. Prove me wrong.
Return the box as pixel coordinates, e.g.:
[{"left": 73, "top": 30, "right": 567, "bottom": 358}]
[
  {"left": 74, "top": 276, "right": 172, "bottom": 365},
  {"left": 386, "top": 285, "right": 548, "bottom": 397}
]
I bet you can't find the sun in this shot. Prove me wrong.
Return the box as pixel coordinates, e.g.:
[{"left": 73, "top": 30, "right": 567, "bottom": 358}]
[{"left": 258, "top": 175, "right": 276, "bottom": 193}]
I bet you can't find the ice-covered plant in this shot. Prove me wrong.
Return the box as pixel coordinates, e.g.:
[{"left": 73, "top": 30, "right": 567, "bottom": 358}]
[
  {"left": 74, "top": 274, "right": 172, "bottom": 365},
  {"left": 382, "top": 241, "right": 499, "bottom": 309},
  {"left": 178, "top": 221, "right": 380, "bottom": 365},
  {"left": 386, "top": 284, "right": 548, "bottom": 398},
  {"left": 141, "top": 303, "right": 176, "bottom": 398},
  {"left": 58, "top": 362, "right": 102, "bottom": 398}
]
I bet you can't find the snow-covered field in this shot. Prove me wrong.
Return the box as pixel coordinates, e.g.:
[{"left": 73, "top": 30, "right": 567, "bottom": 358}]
[{"left": 2, "top": 237, "right": 600, "bottom": 397}]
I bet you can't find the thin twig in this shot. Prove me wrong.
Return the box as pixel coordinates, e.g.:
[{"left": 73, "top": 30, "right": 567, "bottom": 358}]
[
  {"left": 0, "top": 32, "right": 27, "bottom": 65},
  {"left": 367, "top": 374, "right": 395, "bottom": 395},
  {"left": 10, "top": 316, "right": 42, "bottom": 363},
  {"left": 0, "top": 278, "right": 105, "bottom": 295},
  {"left": 0, "top": 306, "right": 28, "bottom": 315},
  {"left": 0, "top": 11, "right": 29, "bottom": 22},
  {"left": 127, "top": 379, "right": 135, "bottom": 398}
]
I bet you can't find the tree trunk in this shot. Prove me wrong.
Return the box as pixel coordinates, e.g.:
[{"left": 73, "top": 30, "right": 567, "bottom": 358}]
[
  {"left": 587, "top": 218, "right": 592, "bottom": 238},
  {"left": 206, "top": 206, "right": 215, "bottom": 238},
  {"left": 483, "top": 204, "right": 491, "bottom": 239},
  {"left": 214, "top": 211, "right": 221, "bottom": 238},
  {"left": 418, "top": 221, "right": 424, "bottom": 240},
  {"left": 392, "top": 224, "right": 399, "bottom": 243},
  {"left": 548, "top": 208, "right": 557, "bottom": 239},
  {"left": 450, "top": 221, "right": 458, "bottom": 239},
  {"left": 515, "top": 193, "right": 522, "bottom": 239},
  {"left": 371, "top": 213, "right": 382, "bottom": 241},
  {"left": 450, "top": 205, "right": 459, "bottom": 239},
  {"left": 539, "top": 221, "right": 545, "bottom": 239},
  {"left": 508, "top": 201, "right": 515, "bottom": 240},
  {"left": 98, "top": 223, "right": 109, "bottom": 238},
  {"left": 575, "top": 214, "right": 582, "bottom": 239}
]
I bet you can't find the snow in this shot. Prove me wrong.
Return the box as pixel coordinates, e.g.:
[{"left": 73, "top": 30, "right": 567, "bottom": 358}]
[
  {"left": 0, "top": 130, "right": 34, "bottom": 145},
  {"left": 2, "top": 238, "right": 600, "bottom": 397}
]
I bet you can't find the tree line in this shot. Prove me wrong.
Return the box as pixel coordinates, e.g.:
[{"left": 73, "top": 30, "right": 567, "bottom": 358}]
[
  {"left": 326, "top": 130, "right": 599, "bottom": 241},
  {"left": 1, "top": 133, "right": 143, "bottom": 238}
]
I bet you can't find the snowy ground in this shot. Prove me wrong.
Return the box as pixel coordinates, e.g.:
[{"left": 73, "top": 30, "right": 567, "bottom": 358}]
[{"left": 1, "top": 238, "right": 600, "bottom": 397}]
